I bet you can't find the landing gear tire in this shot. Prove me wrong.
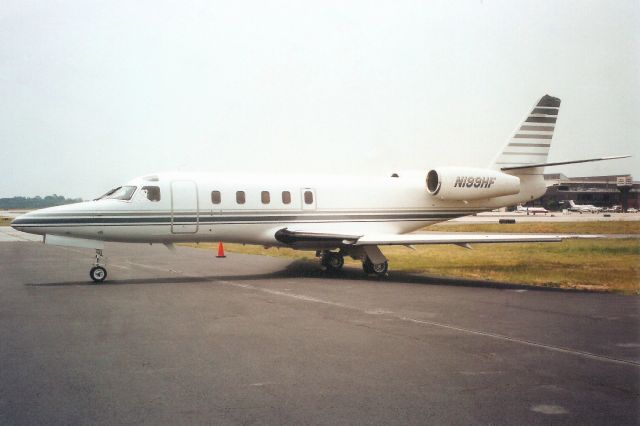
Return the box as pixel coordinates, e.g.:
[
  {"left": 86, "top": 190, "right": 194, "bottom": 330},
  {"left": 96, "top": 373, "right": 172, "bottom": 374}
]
[
  {"left": 90, "top": 249, "right": 107, "bottom": 283},
  {"left": 363, "top": 258, "right": 388, "bottom": 277},
  {"left": 90, "top": 266, "right": 107, "bottom": 283},
  {"left": 321, "top": 252, "right": 344, "bottom": 271}
]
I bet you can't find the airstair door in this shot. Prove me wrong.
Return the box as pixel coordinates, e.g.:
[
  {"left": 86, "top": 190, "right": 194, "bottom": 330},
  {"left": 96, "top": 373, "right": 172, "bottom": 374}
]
[{"left": 171, "top": 180, "right": 199, "bottom": 234}]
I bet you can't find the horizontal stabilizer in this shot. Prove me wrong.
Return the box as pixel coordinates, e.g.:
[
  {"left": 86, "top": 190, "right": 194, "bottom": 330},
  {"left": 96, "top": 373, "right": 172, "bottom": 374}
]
[{"left": 501, "top": 155, "right": 630, "bottom": 171}]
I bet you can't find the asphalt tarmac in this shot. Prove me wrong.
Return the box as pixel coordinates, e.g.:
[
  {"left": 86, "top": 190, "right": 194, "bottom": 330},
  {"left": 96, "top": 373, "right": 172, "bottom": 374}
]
[{"left": 0, "top": 240, "right": 638, "bottom": 425}]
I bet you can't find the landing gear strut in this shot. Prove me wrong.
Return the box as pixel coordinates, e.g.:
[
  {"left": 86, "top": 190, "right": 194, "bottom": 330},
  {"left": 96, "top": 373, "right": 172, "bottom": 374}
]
[
  {"left": 320, "top": 251, "right": 344, "bottom": 272},
  {"left": 359, "top": 245, "right": 388, "bottom": 277},
  {"left": 362, "top": 258, "right": 388, "bottom": 276},
  {"left": 89, "top": 249, "right": 107, "bottom": 283}
]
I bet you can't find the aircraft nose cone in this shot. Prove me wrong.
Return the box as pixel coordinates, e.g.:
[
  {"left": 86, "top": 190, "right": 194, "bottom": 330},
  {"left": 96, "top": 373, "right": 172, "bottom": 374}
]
[
  {"left": 10, "top": 212, "right": 30, "bottom": 231},
  {"left": 10, "top": 203, "right": 87, "bottom": 236}
]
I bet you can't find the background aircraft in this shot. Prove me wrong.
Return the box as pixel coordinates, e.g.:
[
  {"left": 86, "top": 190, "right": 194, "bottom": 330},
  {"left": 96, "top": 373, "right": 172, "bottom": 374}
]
[
  {"left": 568, "top": 200, "right": 602, "bottom": 213},
  {"left": 516, "top": 204, "right": 549, "bottom": 215}
]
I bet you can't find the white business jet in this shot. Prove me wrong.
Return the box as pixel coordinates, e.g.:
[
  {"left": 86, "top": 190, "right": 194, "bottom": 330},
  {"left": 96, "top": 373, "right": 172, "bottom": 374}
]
[
  {"left": 11, "top": 95, "right": 628, "bottom": 282},
  {"left": 516, "top": 204, "right": 549, "bottom": 215},
  {"left": 568, "top": 200, "right": 602, "bottom": 213}
]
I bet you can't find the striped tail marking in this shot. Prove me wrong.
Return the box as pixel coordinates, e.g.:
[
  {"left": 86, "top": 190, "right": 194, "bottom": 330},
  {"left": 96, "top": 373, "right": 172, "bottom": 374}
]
[{"left": 493, "top": 94, "right": 561, "bottom": 169}]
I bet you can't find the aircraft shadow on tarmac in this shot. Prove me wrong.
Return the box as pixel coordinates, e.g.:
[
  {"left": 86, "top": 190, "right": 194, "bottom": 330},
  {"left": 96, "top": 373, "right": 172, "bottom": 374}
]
[{"left": 27, "top": 259, "right": 582, "bottom": 293}]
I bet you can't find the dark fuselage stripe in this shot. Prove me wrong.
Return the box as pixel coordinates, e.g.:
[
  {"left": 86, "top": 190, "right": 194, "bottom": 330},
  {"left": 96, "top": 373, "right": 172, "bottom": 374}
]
[
  {"left": 14, "top": 219, "right": 448, "bottom": 228},
  {"left": 25, "top": 209, "right": 480, "bottom": 217},
  {"left": 13, "top": 213, "right": 466, "bottom": 226}
]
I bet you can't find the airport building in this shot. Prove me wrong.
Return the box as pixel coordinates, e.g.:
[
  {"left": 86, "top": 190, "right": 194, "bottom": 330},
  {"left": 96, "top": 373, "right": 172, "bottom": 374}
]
[{"left": 531, "top": 174, "right": 639, "bottom": 211}]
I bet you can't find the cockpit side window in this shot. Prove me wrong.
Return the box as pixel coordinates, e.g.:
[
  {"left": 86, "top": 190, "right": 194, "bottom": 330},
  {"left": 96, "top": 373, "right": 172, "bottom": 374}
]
[
  {"left": 97, "top": 186, "right": 137, "bottom": 201},
  {"left": 141, "top": 186, "right": 161, "bottom": 202}
]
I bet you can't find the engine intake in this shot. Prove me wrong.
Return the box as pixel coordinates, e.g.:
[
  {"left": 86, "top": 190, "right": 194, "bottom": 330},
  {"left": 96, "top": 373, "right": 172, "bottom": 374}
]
[{"left": 426, "top": 167, "right": 520, "bottom": 201}]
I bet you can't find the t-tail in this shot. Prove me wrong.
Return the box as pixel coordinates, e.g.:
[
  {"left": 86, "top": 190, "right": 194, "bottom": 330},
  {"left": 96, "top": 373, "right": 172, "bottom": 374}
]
[
  {"left": 426, "top": 94, "right": 628, "bottom": 205},
  {"left": 492, "top": 94, "right": 560, "bottom": 171},
  {"left": 428, "top": 96, "right": 563, "bottom": 204},
  {"left": 492, "top": 94, "right": 628, "bottom": 174}
]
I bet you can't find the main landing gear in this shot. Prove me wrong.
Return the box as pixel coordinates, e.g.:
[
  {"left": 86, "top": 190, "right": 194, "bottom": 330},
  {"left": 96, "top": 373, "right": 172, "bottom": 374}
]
[
  {"left": 318, "top": 248, "right": 389, "bottom": 277},
  {"left": 358, "top": 245, "right": 388, "bottom": 277},
  {"left": 89, "top": 249, "right": 107, "bottom": 283},
  {"left": 362, "top": 258, "right": 388, "bottom": 276},
  {"left": 320, "top": 251, "right": 345, "bottom": 272}
]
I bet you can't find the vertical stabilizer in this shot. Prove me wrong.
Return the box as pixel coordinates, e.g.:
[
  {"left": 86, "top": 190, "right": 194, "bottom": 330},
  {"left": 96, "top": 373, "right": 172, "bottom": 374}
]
[{"left": 492, "top": 94, "right": 561, "bottom": 170}]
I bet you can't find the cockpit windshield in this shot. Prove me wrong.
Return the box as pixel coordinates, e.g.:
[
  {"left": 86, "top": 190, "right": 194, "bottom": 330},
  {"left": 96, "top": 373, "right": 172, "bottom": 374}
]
[{"left": 96, "top": 186, "right": 137, "bottom": 201}]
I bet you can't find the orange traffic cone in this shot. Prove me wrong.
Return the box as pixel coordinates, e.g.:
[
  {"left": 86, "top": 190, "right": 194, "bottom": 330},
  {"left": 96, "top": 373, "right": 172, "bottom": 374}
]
[{"left": 216, "top": 242, "right": 226, "bottom": 258}]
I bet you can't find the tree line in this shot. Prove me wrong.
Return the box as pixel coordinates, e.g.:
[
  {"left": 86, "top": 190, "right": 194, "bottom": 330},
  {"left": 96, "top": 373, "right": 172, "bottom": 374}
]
[{"left": 0, "top": 195, "right": 83, "bottom": 209}]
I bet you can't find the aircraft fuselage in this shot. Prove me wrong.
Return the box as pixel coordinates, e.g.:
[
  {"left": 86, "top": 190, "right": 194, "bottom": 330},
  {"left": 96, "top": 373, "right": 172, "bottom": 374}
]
[{"left": 11, "top": 171, "right": 546, "bottom": 247}]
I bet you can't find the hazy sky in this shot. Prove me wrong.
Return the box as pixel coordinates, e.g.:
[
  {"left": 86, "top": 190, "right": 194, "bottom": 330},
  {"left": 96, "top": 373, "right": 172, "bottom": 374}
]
[{"left": 1, "top": 0, "right": 638, "bottom": 199}]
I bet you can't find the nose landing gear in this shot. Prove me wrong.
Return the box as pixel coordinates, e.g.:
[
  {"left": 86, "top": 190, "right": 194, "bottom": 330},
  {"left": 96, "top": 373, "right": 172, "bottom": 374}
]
[{"left": 89, "top": 249, "right": 107, "bottom": 283}]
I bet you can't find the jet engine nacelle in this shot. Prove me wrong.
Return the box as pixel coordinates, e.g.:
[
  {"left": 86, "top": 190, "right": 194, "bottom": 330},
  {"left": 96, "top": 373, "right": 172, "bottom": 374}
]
[{"left": 426, "top": 167, "right": 520, "bottom": 201}]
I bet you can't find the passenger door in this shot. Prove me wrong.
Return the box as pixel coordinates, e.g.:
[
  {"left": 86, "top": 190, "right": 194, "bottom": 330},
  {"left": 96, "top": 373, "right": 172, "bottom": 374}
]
[{"left": 171, "top": 180, "right": 199, "bottom": 234}]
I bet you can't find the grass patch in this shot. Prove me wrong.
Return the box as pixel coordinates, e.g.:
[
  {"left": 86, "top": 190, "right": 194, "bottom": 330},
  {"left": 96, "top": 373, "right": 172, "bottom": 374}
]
[
  {"left": 379, "top": 239, "right": 639, "bottom": 294},
  {"left": 427, "top": 221, "right": 640, "bottom": 235},
  {"left": 0, "top": 216, "right": 12, "bottom": 226},
  {"left": 182, "top": 238, "right": 640, "bottom": 294}
]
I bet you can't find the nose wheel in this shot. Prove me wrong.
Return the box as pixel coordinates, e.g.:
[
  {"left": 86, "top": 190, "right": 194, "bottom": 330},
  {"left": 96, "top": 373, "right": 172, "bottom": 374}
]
[{"left": 90, "top": 249, "right": 107, "bottom": 283}]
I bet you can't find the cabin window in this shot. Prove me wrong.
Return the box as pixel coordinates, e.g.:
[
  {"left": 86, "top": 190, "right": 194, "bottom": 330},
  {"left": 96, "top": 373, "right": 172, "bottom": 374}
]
[
  {"left": 141, "top": 186, "right": 161, "bottom": 201},
  {"left": 236, "top": 191, "right": 245, "bottom": 204},
  {"left": 97, "top": 186, "right": 137, "bottom": 201},
  {"left": 304, "top": 190, "right": 314, "bottom": 205},
  {"left": 282, "top": 191, "right": 291, "bottom": 204},
  {"left": 261, "top": 191, "right": 270, "bottom": 204},
  {"left": 211, "top": 191, "right": 221, "bottom": 204}
]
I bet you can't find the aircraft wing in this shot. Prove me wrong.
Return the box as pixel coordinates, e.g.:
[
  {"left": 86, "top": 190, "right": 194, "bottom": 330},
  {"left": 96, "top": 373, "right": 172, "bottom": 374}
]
[
  {"left": 274, "top": 228, "right": 586, "bottom": 247},
  {"left": 354, "top": 233, "right": 565, "bottom": 245}
]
